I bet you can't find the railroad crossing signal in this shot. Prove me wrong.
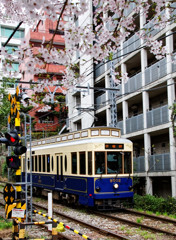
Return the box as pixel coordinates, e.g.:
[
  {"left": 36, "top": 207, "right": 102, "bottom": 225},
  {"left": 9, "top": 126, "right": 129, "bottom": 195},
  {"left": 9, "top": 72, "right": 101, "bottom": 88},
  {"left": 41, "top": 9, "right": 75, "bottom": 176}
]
[
  {"left": 3, "top": 184, "right": 16, "bottom": 205},
  {"left": 6, "top": 156, "right": 20, "bottom": 169}
]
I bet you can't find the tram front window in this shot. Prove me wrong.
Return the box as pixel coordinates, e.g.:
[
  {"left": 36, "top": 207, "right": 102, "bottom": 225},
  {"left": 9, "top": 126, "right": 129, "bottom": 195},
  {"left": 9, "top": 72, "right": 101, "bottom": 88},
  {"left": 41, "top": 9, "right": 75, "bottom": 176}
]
[
  {"left": 107, "top": 152, "right": 122, "bottom": 174},
  {"left": 95, "top": 152, "right": 105, "bottom": 174}
]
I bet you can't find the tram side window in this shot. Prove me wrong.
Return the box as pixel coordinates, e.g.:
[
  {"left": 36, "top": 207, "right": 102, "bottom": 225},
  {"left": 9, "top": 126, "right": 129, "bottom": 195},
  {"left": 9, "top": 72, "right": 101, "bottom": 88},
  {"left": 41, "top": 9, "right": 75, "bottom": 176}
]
[
  {"left": 65, "top": 155, "right": 67, "bottom": 172},
  {"left": 35, "top": 156, "right": 38, "bottom": 172},
  {"left": 39, "top": 155, "right": 41, "bottom": 172},
  {"left": 51, "top": 156, "right": 54, "bottom": 172},
  {"left": 88, "top": 152, "right": 92, "bottom": 175},
  {"left": 124, "top": 152, "right": 132, "bottom": 173},
  {"left": 47, "top": 155, "right": 50, "bottom": 172},
  {"left": 32, "top": 156, "right": 34, "bottom": 171},
  {"left": 79, "top": 152, "right": 86, "bottom": 174},
  {"left": 71, "top": 152, "right": 77, "bottom": 174},
  {"left": 107, "top": 152, "right": 122, "bottom": 174},
  {"left": 28, "top": 158, "right": 30, "bottom": 171},
  {"left": 43, "top": 155, "right": 46, "bottom": 172},
  {"left": 95, "top": 152, "right": 105, "bottom": 174}
]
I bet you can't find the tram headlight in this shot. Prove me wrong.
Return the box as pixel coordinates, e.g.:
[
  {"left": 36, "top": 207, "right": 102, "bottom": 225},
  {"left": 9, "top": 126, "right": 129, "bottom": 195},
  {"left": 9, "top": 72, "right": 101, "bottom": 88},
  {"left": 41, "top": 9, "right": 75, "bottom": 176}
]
[
  {"left": 96, "top": 186, "right": 101, "bottom": 192},
  {"left": 113, "top": 183, "right": 119, "bottom": 189}
]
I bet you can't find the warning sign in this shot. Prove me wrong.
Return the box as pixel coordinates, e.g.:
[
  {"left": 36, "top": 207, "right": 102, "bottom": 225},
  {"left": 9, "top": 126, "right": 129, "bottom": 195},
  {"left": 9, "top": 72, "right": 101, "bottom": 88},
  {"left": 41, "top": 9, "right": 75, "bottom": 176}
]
[
  {"left": 12, "top": 208, "right": 25, "bottom": 218},
  {"left": 3, "top": 184, "right": 16, "bottom": 205}
]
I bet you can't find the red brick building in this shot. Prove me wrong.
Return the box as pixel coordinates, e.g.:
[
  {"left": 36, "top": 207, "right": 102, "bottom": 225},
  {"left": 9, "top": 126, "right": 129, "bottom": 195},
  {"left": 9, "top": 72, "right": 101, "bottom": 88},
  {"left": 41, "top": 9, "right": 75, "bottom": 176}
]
[{"left": 20, "top": 17, "right": 66, "bottom": 135}]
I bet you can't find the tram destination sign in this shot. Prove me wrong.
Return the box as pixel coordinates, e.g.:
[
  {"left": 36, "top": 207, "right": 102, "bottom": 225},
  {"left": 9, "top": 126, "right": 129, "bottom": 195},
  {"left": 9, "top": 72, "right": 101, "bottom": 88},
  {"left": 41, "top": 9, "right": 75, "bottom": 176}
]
[{"left": 3, "top": 184, "right": 16, "bottom": 205}]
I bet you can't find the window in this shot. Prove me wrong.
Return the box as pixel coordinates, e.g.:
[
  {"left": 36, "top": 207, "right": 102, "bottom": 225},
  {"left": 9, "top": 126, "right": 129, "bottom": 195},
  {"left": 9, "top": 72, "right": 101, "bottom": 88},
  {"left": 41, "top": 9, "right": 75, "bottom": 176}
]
[
  {"left": 35, "top": 156, "right": 38, "bottom": 172},
  {"left": 71, "top": 152, "right": 77, "bottom": 174},
  {"left": 88, "top": 152, "right": 92, "bottom": 175},
  {"left": 51, "top": 156, "right": 54, "bottom": 171},
  {"left": 28, "top": 158, "right": 30, "bottom": 171},
  {"left": 95, "top": 152, "right": 105, "bottom": 174},
  {"left": 32, "top": 156, "right": 34, "bottom": 171},
  {"left": 124, "top": 152, "right": 132, "bottom": 174},
  {"left": 57, "top": 156, "right": 59, "bottom": 180},
  {"left": 39, "top": 155, "right": 41, "bottom": 172},
  {"left": 1, "top": 27, "right": 24, "bottom": 38},
  {"left": 65, "top": 155, "right": 67, "bottom": 172},
  {"left": 79, "top": 152, "right": 86, "bottom": 174},
  {"left": 107, "top": 152, "right": 122, "bottom": 174},
  {"left": 47, "top": 155, "right": 50, "bottom": 172},
  {"left": 60, "top": 156, "right": 63, "bottom": 181},
  {"left": 43, "top": 155, "right": 46, "bottom": 172},
  {"left": 5, "top": 45, "right": 18, "bottom": 54}
]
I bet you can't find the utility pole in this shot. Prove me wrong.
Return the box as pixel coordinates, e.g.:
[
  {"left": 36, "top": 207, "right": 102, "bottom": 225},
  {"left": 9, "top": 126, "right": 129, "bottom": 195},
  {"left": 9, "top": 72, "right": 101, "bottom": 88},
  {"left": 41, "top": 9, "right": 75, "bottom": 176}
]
[{"left": 109, "top": 61, "right": 118, "bottom": 128}]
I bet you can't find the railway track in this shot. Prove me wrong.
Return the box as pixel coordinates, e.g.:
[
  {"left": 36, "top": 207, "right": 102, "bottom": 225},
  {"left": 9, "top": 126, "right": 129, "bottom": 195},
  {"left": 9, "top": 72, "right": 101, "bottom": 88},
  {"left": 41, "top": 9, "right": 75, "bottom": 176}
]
[
  {"left": 33, "top": 202, "right": 131, "bottom": 240},
  {"left": 92, "top": 210, "right": 176, "bottom": 237},
  {"left": 1, "top": 182, "right": 176, "bottom": 239}
]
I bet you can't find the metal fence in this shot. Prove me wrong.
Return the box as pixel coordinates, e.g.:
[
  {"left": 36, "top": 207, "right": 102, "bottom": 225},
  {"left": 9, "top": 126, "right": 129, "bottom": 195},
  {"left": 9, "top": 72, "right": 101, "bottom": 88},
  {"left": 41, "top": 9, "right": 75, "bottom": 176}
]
[
  {"left": 117, "top": 120, "right": 123, "bottom": 135},
  {"left": 95, "top": 93, "right": 106, "bottom": 110},
  {"left": 125, "top": 72, "right": 142, "bottom": 93},
  {"left": 126, "top": 113, "right": 144, "bottom": 133},
  {"left": 145, "top": 58, "right": 167, "bottom": 85},
  {"left": 147, "top": 105, "right": 169, "bottom": 128},
  {"left": 123, "top": 33, "right": 140, "bottom": 55},
  {"left": 149, "top": 153, "right": 170, "bottom": 172},
  {"left": 95, "top": 62, "right": 105, "bottom": 78},
  {"left": 133, "top": 156, "right": 145, "bottom": 173}
]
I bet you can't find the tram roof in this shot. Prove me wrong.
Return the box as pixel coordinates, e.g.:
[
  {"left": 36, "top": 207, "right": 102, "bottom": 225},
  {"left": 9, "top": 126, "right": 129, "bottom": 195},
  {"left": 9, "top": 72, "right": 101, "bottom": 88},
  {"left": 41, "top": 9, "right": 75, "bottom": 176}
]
[{"left": 28, "top": 127, "right": 131, "bottom": 149}]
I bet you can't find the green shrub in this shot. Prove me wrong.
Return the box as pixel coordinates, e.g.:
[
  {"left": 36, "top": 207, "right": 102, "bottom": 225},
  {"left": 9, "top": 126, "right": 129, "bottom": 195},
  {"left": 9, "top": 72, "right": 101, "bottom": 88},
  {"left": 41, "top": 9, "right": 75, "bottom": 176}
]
[{"left": 134, "top": 194, "right": 176, "bottom": 215}]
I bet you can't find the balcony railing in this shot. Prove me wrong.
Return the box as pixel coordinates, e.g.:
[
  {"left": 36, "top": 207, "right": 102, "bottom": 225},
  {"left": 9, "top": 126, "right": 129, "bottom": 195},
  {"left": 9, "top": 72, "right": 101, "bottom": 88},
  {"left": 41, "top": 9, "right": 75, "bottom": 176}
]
[
  {"left": 117, "top": 120, "right": 123, "bottom": 135},
  {"left": 95, "top": 93, "right": 106, "bottom": 110},
  {"left": 147, "top": 105, "right": 169, "bottom": 128},
  {"left": 125, "top": 72, "right": 142, "bottom": 94},
  {"left": 124, "top": 2, "right": 136, "bottom": 16},
  {"left": 133, "top": 153, "right": 170, "bottom": 173},
  {"left": 126, "top": 113, "right": 144, "bottom": 134},
  {"left": 145, "top": 58, "right": 167, "bottom": 85},
  {"left": 95, "top": 62, "right": 105, "bottom": 78},
  {"left": 149, "top": 153, "right": 170, "bottom": 172},
  {"left": 123, "top": 33, "right": 140, "bottom": 55},
  {"left": 133, "top": 156, "right": 145, "bottom": 173}
]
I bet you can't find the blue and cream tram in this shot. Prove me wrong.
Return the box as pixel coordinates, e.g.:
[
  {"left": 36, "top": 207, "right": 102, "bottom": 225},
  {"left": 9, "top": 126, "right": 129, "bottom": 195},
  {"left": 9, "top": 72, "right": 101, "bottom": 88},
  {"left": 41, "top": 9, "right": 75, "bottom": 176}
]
[{"left": 22, "top": 127, "right": 133, "bottom": 209}]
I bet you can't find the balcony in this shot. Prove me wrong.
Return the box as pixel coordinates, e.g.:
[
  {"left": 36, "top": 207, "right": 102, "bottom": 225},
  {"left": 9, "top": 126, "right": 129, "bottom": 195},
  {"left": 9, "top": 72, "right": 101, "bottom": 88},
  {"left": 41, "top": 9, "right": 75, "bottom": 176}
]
[
  {"left": 124, "top": 2, "right": 136, "bottom": 17},
  {"left": 117, "top": 120, "right": 123, "bottom": 135},
  {"left": 123, "top": 33, "right": 140, "bottom": 56},
  {"left": 149, "top": 153, "right": 170, "bottom": 172},
  {"left": 125, "top": 72, "right": 142, "bottom": 94},
  {"left": 133, "top": 156, "right": 145, "bottom": 173},
  {"left": 147, "top": 105, "right": 169, "bottom": 128},
  {"left": 145, "top": 58, "right": 167, "bottom": 85},
  {"left": 126, "top": 113, "right": 144, "bottom": 134},
  {"left": 133, "top": 153, "right": 170, "bottom": 173},
  {"left": 95, "top": 93, "right": 106, "bottom": 110},
  {"left": 95, "top": 62, "right": 105, "bottom": 78}
]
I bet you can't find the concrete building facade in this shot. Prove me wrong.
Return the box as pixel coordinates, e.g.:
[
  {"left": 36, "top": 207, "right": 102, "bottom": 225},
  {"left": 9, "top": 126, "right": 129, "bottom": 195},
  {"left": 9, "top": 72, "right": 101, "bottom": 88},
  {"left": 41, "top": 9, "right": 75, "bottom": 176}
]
[
  {"left": 67, "top": 2, "right": 176, "bottom": 197},
  {"left": 0, "top": 21, "right": 29, "bottom": 95}
]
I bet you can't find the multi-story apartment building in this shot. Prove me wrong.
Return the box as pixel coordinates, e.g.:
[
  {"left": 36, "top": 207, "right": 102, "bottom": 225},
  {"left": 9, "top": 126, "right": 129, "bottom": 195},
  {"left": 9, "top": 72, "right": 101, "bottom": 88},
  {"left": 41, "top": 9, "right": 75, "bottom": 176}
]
[
  {"left": 0, "top": 21, "right": 29, "bottom": 95},
  {"left": 67, "top": 2, "right": 176, "bottom": 198},
  {"left": 20, "top": 17, "right": 66, "bottom": 134}
]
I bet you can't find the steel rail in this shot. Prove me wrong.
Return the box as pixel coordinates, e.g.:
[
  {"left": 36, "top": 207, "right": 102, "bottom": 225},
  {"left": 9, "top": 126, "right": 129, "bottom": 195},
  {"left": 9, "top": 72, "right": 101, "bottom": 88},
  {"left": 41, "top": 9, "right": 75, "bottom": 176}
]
[
  {"left": 33, "top": 202, "right": 131, "bottom": 240},
  {"left": 121, "top": 208, "right": 176, "bottom": 225},
  {"left": 92, "top": 211, "right": 176, "bottom": 237}
]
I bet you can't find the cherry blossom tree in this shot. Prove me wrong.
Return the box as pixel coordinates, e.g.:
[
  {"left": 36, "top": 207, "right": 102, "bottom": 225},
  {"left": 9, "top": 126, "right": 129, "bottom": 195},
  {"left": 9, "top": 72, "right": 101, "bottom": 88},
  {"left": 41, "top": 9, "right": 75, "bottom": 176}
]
[{"left": 0, "top": 0, "right": 175, "bottom": 100}]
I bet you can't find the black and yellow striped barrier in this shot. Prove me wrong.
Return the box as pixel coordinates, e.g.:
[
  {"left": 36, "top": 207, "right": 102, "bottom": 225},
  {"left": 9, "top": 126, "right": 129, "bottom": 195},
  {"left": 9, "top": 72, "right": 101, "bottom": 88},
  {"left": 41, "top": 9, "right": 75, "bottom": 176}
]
[{"left": 33, "top": 210, "right": 92, "bottom": 240}]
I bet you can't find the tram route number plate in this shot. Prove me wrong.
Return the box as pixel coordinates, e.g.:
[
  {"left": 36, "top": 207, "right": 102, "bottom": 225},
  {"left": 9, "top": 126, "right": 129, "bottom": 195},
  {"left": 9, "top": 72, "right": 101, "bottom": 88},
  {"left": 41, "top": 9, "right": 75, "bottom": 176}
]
[{"left": 12, "top": 208, "right": 25, "bottom": 218}]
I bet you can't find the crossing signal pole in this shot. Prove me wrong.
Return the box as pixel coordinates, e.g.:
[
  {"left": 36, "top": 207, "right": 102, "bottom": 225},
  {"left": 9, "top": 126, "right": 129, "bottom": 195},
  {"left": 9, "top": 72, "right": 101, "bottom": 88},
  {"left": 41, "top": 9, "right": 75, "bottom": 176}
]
[{"left": 0, "top": 86, "right": 27, "bottom": 238}]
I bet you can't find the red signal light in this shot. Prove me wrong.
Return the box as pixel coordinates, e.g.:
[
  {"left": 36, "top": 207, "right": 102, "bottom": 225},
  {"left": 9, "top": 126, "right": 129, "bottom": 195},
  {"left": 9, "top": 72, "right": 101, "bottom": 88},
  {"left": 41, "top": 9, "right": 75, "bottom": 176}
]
[
  {"left": 10, "top": 137, "right": 16, "bottom": 143},
  {"left": 6, "top": 156, "right": 20, "bottom": 169}
]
